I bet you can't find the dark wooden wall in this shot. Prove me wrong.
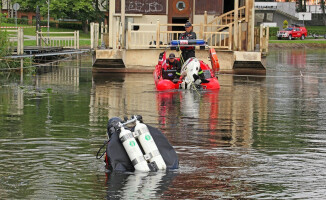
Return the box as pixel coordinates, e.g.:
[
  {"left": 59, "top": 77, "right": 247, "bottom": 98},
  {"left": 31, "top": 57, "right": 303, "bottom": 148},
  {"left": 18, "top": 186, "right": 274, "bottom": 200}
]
[
  {"left": 195, "top": 0, "right": 224, "bottom": 15},
  {"left": 115, "top": 0, "right": 228, "bottom": 16},
  {"left": 116, "top": 0, "right": 167, "bottom": 15}
]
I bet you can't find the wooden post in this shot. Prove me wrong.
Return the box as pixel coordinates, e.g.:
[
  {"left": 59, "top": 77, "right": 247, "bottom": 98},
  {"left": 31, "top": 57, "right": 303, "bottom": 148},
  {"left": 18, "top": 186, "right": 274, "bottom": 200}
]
[
  {"left": 245, "top": 0, "right": 249, "bottom": 23},
  {"left": 17, "top": 28, "right": 20, "bottom": 55},
  {"left": 36, "top": 31, "right": 39, "bottom": 47},
  {"left": 74, "top": 31, "right": 77, "bottom": 49},
  {"left": 21, "top": 28, "right": 24, "bottom": 54},
  {"left": 77, "top": 30, "right": 79, "bottom": 49},
  {"left": 247, "top": 0, "right": 255, "bottom": 51},
  {"left": 121, "top": 0, "right": 125, "bottom": 49},
  {"left": 17, "top": 28, "right": 21, "bottom": 55},
  {"left": 109, "top": 0, "right": 115, "bottom": 48},
  {"left": 156, "top": 19, "right": 160, "bottom": 48},
  {"left": 128, "top": 21, "right": 131, "bottom": 49},
  {"left": 204, "top": 11, "right": 207, "bottom": 40},
  {"left": 199, "top": 22, "right": 204, "bottom": 39},
  {"left": 266, "top": 26, "right": 269, "bottom": 53},
  {"left": 228, "top": 24, "right": 232, "bottom": 50},
  {"left": 19, "top": 28, "right": 23, "bottom": 55},
  {"left": 238, "top": 21, "right": 242, "bottom": 51},
  {"left": 101, "top": 22, "right": 104, "bottom": 45},
  {"left": 114, "top": 20, "right": 119, "bottom": 49},
  {"left": 259, "top": 24, "right": 263, "bottom": 52},
  {"left": 233, "top": 0, "right": 239, "bottom": 51},
  {"left": 95, "top": 23, "right": 99, "bottom": 49},
  {"left": 90, "top": 22, "right": 94, "bottom": 49}
]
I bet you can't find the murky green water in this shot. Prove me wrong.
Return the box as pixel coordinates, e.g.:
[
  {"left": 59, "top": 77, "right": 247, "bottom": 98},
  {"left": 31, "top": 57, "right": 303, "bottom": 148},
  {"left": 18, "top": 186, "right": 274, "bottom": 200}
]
[{"left": 1, "top": 48, "right": 326, "bottom": 199}]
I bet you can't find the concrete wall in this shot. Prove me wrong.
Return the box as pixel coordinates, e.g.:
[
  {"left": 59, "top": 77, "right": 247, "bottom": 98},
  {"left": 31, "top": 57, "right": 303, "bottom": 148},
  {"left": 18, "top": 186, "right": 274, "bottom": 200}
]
[
  {"left": 277, "top": 2, "right": 297, "bottom": 17},
  {"left": 255, "top": 10, "right": 300, "bottom": 30},
  {"left": 96, "top": 49, "right": 240, "bottom": 72}
]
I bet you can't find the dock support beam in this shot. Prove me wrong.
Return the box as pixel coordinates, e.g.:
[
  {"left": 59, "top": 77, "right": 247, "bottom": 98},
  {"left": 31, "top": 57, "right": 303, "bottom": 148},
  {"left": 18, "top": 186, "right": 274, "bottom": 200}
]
[
  {"left": 246, "top": 0, "right": 255, "bottom": 51},
  {"left": 233, "top": 0, "right": 239, "bottom": 51},
  {"left": 121, "top": 0, "right": 126, "bottom": 49},
  {"left": 109, "top": 0, "right": 115, "bottom": 48}
]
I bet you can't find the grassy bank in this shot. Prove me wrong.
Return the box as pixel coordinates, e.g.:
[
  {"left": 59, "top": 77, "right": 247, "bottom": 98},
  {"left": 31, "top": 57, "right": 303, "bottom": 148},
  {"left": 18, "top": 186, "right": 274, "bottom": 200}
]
[{"left": 269, "top": 39, "right": 326, "bottom": 44}]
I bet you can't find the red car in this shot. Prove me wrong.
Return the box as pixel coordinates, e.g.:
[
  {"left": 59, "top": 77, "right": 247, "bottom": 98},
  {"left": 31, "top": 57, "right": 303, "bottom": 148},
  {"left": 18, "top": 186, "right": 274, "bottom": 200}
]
[{"left": 277, "top": 25, "right": 308, "bottom": 40}]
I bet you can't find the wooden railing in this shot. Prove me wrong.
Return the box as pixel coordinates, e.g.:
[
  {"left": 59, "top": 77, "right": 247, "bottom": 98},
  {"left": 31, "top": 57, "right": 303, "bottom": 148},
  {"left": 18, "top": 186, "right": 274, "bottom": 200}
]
[
  {"left": 203, "top": 24, "right": 232, "bottom": 50},
  {"left": 36, "top": 31, "right": 79, "bottom": 49},
  {"left": 126, "top": 3, "right": 248, "bottom": 50},
  {"left": 127, "top": 21, "right": 232, "bottom": 50},
  {"left": 208, "top": 6, "right": 246, "bottom": 27},
  {"left": 127, "top": 23, "right": 157, "bottom": 49}
]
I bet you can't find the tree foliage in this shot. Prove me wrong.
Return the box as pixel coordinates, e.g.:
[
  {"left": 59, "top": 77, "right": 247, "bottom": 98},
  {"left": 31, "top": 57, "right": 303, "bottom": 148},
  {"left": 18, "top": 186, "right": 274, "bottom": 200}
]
[
  {"left": 11, "top": 0, "right": 106, "bottom": 33},
  {"left": 283, "top": 20, "right": 288, "bottom": 29},
  {"left": 0, "top": 31, "right": 11, "bottom": 68}
]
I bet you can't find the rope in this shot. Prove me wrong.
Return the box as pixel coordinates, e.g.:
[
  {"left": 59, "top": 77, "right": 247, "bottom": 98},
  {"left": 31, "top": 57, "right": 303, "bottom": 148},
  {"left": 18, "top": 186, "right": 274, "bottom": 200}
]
[{"left": 96, "top": 140, "right": 109, "bottom": 159}]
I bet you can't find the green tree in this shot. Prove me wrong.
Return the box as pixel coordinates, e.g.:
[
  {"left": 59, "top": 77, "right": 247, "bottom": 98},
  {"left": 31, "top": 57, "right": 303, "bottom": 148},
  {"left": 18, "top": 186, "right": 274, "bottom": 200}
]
[
  {"left": 0, "top": 31, "right": 11, "bottom": 68},
  {"left": 11, "top": 0, "right": 106, "bottom": 33},
  {"left": 283, "top": 20, "right": 288, "bottom": 29}
]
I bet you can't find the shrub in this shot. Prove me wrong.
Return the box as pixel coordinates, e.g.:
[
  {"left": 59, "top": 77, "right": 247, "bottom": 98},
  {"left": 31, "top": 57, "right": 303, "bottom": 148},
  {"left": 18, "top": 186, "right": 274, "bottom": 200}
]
[
  {"left": 58, "top": 22, "right": 83, "bottom": 30},
  {"left": 269, "top": 27, "right": 280, "bottom": 37},
  {"left": 283, "top": 20, "right": 288, "bottom": 29},
  {"left": 306, "top": 26, "right": 326, "bottom": 36},
  {"left": 0, "top": 31, "right": 12, "bottom": 68}
]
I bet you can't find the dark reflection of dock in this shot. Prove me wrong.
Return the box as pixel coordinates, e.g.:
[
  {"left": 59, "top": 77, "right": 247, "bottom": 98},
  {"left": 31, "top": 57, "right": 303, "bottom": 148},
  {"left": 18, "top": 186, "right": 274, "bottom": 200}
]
[
  {"left": 89, "top": 73, "right": 157, "bottom": 125},
  {"left": 0, "top": 59, "right": 82, "bottom": 118},
  {"left": 90, "top": 73, "right": 268, "bottom": 148}
]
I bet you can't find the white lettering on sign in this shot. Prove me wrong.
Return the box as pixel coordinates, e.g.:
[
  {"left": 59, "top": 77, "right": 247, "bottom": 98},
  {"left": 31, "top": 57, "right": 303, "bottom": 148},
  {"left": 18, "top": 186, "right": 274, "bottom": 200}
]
[
  {"left": 128, "top": 1, "right": 144, "bottom": 12},
  {"left": 126, "top": 1, "right": 164, "bottom": 13},
  {"left": 146, "top": 2, "right": 163, "bottom": 13},
  {"left": 180, "top": 40, "right": 188, "bottom": 45}
]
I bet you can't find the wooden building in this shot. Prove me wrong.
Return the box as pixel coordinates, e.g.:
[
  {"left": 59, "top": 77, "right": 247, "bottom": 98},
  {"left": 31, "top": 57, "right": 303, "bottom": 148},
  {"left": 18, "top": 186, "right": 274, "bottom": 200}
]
[
  {"left": 112, "top": 0, "right": 246, "bottom": 31},
  {"left": 95, "top": 0, "right": 268, "bottom": 74}
]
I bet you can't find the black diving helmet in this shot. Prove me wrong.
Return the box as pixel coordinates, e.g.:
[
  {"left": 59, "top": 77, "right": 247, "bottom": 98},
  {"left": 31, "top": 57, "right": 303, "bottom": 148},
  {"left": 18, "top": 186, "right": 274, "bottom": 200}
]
[{"left": 106, "top": 117, "right": 123, "bottom": 138}]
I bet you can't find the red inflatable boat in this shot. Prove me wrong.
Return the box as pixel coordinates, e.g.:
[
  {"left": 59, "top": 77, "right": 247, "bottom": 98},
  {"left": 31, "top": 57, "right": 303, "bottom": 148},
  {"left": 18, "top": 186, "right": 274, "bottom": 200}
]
[{"left": 153, "top": 48, "right": 221, "bottom": 91}]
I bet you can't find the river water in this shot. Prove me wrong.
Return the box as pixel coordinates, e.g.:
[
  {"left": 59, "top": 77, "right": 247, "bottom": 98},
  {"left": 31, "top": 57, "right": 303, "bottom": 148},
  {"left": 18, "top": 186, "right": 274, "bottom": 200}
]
[{"left": 1, "top": 48, "right": 326, "bottom": 199}]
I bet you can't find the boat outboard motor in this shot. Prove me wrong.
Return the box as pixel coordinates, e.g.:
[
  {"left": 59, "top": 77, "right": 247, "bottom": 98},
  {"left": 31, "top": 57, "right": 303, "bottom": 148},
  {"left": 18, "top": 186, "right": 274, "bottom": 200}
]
[
  {"left": 97, "top": 115, "right": 179, "bottom": 172},
  {"left": 180, "top": 58, "right": 201, "bottom": 89}
]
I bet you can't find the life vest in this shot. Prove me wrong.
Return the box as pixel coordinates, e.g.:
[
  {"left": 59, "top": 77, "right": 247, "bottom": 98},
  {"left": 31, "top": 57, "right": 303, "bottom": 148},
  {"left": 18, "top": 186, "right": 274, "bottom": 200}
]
[{"left": 209, "top": 48, "right": 220, "bottom": 73}]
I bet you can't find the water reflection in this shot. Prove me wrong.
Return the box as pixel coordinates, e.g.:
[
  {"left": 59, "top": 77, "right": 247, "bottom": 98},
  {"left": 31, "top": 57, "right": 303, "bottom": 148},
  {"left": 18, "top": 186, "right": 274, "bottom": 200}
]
[
  {"left": 1, "top": 49, "right": 326, "bottom": 199},
  {"left": 90, "top": 73, "right": 268, "bottom": 149},
  {"left": 106, "top": 171, "right": 177, "bottom": 199}
]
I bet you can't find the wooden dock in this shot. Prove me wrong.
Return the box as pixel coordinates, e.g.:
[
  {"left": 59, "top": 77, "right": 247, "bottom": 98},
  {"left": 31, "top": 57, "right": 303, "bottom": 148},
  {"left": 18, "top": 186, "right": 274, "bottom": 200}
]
[{"left": 91, "top": 0, "right": 268, "bottom": 74}]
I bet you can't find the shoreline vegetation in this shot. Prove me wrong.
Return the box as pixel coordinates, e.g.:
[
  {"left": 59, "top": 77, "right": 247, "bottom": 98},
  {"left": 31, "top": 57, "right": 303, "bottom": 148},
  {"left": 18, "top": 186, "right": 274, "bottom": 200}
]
[{"left": 269, "top": 40, "right": 326, "bottom": 49}]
